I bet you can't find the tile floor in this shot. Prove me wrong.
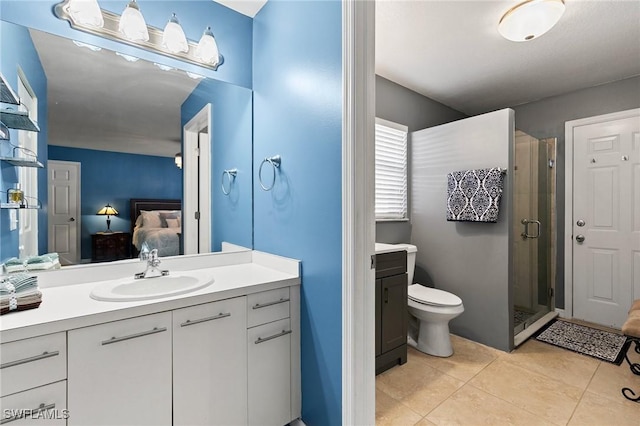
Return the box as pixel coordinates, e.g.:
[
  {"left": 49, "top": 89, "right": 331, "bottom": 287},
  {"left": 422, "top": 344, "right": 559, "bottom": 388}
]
[{"left": 376, "top": 334, "right": 640, "bottom": 425}]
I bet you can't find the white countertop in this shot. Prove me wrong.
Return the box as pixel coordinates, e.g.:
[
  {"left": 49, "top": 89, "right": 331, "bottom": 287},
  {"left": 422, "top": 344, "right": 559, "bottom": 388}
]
[
  {"left": 0, "top": 250, "right": 300, "bottom": 343},
  {"left": 375, "top": 243, "right": 403, "bottom": 254}
]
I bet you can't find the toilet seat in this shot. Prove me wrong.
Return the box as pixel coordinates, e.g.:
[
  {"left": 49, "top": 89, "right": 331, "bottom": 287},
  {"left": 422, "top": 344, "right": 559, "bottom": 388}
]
[{"left": 408, "top": 284, "right": 462, "bottom": 307}]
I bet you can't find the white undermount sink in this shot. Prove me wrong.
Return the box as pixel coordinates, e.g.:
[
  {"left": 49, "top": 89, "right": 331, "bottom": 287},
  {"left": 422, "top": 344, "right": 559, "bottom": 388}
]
[{"left": 90, "top": 270, "right": 214, "bottom": 302}]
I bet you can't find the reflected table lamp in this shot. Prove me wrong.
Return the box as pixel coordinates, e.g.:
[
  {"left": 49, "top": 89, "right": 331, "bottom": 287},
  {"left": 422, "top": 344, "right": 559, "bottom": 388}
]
[{"left": 97, "top": 204, "right": 118, "bottom": 233}]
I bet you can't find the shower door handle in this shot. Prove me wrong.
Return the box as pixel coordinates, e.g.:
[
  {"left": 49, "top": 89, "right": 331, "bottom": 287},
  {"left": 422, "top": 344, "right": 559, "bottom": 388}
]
[{"left": 521, "top": 219, "right": 541, "bottom": 239}]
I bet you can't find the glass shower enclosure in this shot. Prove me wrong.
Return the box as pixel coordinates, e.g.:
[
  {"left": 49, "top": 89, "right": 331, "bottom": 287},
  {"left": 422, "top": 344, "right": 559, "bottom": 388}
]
[{"left": 513, "top": 130, "right": 557, "bottom": 345}]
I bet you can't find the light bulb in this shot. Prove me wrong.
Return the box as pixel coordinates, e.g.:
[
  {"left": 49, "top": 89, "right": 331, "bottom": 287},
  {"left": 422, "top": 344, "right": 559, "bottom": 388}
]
[
  {"left": 118, "top": 0, "right": 149, "bottom": 42},
  {"left": 195, "top": 27, "right": 220, "bottom": 66},
  {"left": 68, "top": 0, "right": 104, "bottom": 27},
  {"left": 162, "top": 13, "right": 188, "bottom": 53}
]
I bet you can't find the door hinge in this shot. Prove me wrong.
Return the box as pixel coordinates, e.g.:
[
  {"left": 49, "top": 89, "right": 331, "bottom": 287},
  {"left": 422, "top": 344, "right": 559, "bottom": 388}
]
[
  {"left": 371, "top": 254, "right": 376, "bottom": 270},
  {"left": 548, "top": 287, "right": 554, "bottom": 299},
  {"left": 195, "top": 211, "right": 200, "bottom": 220},
  {"left": 195, "top": 147, "right": 200, "bottom": 157}
]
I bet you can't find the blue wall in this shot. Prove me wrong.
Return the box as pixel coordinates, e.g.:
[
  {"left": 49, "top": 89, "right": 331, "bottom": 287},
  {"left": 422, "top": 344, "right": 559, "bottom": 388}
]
[
  {"left": 48, "top": 146, "right": 182, "bottom": 260},
  {"left": 181, "top": 79, "right": 253, "bottom": 251},
  {"left": 0, "top": 0, "right": 253, "bottom": 89},
  {"left": 0, "top": 20, "right": 48, "bottom": 262},
  {"left": 253, "top": 1, "right": 343, "bottom": 424}
]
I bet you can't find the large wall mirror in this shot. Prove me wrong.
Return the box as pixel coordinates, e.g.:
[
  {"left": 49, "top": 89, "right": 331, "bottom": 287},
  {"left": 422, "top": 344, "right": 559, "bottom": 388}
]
[{"left": 0, "top": 20, "right": 253, "bottom": 266}]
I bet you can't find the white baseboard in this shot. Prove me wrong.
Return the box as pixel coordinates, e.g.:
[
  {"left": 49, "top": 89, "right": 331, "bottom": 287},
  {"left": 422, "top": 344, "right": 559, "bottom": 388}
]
[{"left": 555, "top": 309, "right": 568, "bottom": 319}]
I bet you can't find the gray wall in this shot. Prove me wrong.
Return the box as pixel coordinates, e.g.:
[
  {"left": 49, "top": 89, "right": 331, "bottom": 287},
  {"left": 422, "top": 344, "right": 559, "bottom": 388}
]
[
  {"left": 375, "top": 75, "right": 467, "bottom": 244},
  {"left": 512, "top": 75, "right": 640, "bottom": 309},
  {"left": 411, "top": 109, "right": 514, "bottom": 352}
]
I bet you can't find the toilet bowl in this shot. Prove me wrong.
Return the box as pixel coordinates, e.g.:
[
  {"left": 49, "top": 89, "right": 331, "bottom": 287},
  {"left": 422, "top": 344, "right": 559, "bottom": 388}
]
[{"left": 386, "top": 243, "right": 464, "bottom": 357}]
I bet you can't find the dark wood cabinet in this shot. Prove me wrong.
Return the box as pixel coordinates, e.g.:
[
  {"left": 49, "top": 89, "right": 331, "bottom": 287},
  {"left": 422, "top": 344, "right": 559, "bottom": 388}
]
[
  {"left": 91, "top": 232, "right": 131, "bottom": 262},
  {"left": 375, "top": 250, "right": 408, "bottom": 375}
]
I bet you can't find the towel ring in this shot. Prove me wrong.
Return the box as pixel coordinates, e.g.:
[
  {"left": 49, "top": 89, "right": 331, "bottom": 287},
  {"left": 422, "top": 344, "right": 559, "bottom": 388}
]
[
  {"left": 259, "top": 155, "right": 281, "bottom": 191},
  {"left": 221, "top": 169, "right": 237, "bottom": 195}
]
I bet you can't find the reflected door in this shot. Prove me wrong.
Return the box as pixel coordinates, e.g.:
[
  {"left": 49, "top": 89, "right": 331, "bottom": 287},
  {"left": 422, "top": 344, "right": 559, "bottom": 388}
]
[{"left": 47, "top": 160, "right": 80, "bottom": 265}]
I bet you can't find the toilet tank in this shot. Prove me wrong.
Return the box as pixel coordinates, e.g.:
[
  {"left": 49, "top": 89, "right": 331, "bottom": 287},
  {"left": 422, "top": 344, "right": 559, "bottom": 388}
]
[{"left": 388, "top": 243, "right": 417, "bottom": 284}]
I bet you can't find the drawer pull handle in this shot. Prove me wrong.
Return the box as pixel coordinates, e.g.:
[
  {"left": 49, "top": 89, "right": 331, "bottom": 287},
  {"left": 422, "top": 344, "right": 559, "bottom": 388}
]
[
  {"left": 0, "top": 402, "right": 56, "bottom": 424},
  {"left": 0, "top": 351, "right": 60, "bottom": 369},
  {"left": 101, "top": 327, "right": 167, "bottom": 345},
  {"left": 181, "top": 312, "right": 231, "bottom": 327},
  {"left": 252, "top": 298, "right": 290, "bottom": 310},
  {"left": 255, "top": 329, "right": 292, "bottom": 345}
]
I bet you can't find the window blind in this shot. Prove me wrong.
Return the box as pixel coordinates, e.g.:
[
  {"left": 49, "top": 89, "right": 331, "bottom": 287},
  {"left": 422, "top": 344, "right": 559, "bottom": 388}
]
[{"left": 375, "top": 118, "right": 408, "bottom": 220}]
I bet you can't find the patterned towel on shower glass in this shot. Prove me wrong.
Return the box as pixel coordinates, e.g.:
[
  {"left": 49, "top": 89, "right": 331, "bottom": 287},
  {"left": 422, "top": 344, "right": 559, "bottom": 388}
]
[{"left": 446, "top": 167, "right": 505, "bottom": 222}]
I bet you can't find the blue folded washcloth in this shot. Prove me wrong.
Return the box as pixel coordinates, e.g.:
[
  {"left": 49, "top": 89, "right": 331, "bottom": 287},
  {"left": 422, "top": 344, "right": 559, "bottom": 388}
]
[{"left": 0, "top": 273, "right": 38, "bottom": 295}]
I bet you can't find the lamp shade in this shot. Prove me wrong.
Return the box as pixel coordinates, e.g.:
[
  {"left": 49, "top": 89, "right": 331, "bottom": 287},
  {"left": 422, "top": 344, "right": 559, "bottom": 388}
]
[
  {"left": 119, "top": 0, "right": 149, "bottom": 42},
  {"left": 498, "top": 0, "right": 565, "bottom": 42},
  {"left": 97, "top": 204, "right": 118, "bottom": 216},
  {"left": 162, "top": 13, "right": 189, "bottom": 53},
  {"left": 68, "top": 0, "right": 104, "bottom": 28},
  {"left": 195, "top": 27, "right": 220, "bottom": 66}
]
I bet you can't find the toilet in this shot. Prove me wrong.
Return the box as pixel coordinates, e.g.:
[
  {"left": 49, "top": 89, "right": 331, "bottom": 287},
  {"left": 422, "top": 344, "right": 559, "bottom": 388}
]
[{"left": 390, "top": 243, "right": 464, "bottom": 357}]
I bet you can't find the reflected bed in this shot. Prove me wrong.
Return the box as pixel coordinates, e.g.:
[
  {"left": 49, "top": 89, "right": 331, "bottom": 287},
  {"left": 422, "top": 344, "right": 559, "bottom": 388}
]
[{"left": 130, "top": 198, "right": 182, "bottom": 257}]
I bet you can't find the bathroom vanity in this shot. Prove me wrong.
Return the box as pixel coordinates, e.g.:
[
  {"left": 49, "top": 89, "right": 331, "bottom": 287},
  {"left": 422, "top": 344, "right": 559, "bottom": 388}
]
[
  {"left": 374, "top": 247, "right": 408, "bottom": 374},
  {"left": 0, "top": 250, "right": 301, "bottom": 426}
]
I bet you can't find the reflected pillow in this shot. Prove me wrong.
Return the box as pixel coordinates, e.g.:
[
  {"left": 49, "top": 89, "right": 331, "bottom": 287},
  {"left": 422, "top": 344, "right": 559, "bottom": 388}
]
[
  {"left": 159, "top": 211, "right": 181, "bottom": 228},
  {"left": 165, "top": 218, "right": 180, "bottom": 228},
  {"left": 140, "top": 210, "right": 162, "bottom": 228}
]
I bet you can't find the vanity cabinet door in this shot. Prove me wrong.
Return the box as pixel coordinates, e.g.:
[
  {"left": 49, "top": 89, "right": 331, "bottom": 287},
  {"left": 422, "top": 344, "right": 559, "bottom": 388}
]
[
  {"left": 173, "top": 297, "right": 247, "bottom": 426},
  {"left": 67, "top": 312, "right": 172, "bottom": 425},
  {"left": 247, "top": 318, "right": 292, "bottom": 426}
]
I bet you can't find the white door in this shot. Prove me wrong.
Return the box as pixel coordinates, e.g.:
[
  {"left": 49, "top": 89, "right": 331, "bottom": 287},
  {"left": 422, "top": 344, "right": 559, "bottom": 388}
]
[
  {"left": 47, "top": 160, "right": 80, "bottom": 265},
  {"left": 572, "top": 114, "right": 640, "bottom": 328},
  {"left": 17, "top": 72, "right": 38, "bottom": 257},
  {"left": 183, "top": 104, "right": 211, "bottom": 254}
]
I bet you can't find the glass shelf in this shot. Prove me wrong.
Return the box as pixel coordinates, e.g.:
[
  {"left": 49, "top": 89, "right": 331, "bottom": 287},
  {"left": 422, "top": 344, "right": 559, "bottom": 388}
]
[
  {"left": 0, "top": 156, "right": 44, "bottom": 168},
  {"left": 0, "top": 108, "right": 40, "bottom": 132},
  {"left": 0, "top": 203, "right": 40, "bottom": 209},
  {"left": 0, "top": 73, "right": 20, "bottom": 105}
]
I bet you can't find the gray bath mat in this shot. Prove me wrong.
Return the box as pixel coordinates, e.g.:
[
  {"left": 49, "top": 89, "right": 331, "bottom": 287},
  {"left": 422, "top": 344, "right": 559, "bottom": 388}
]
[{"left": 535, "top": 319, "right": 629, "bottom": 365}]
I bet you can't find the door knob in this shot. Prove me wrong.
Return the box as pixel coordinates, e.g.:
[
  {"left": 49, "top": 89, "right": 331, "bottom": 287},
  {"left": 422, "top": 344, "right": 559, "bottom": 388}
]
[
  {"left": 575, "top": 234, "right": 585, "bottom": 243},
  {"left": 69, "top": 217, "right": 75, "bottom": 222},
  {"left": 576, "top": 219, "right": 585, "bottom": 227}
]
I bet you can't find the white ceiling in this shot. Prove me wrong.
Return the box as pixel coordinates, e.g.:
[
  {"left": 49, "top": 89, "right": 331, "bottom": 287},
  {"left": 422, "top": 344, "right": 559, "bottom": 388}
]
[
  {"left": 376, "top": 0, "right": 640, "bottom": 115},
  {"left": 214, "top": 0, "right": 267, "bottom": 17},
  {"left": 30, "top": 29, "right": 199, "bottom": 157}
]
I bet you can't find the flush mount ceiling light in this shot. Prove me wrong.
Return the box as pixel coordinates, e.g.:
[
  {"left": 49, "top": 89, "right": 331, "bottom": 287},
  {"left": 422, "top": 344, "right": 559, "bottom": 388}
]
[
  {"left": 195, "top": 27, "right": 220, "bottom": 66},
  {"left": 66, "top": 0, "right": 103, "bottom": 27},
  {"left": 119, "top": 0, "right": 149, "bottom": 42},
  {"left": 54, "top": 0, "right": 224, "bottom": 71},
  {"left": 498, "top": 0, "right": 566, "bottom": 42},
  {"left": 162, "top": 13, "right": 188, "bottom": 53}
]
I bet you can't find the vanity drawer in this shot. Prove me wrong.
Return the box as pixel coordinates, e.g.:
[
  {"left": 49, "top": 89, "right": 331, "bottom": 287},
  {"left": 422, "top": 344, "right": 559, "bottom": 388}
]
[
  {"left": 247, "top": 287, "right": 290, "bottom": 328},
  {"left": 0, "top": 381, "right": 67, "bottom": 425},
  {"left": 0, "top": 333, "right": 67, "bottom": 397}
]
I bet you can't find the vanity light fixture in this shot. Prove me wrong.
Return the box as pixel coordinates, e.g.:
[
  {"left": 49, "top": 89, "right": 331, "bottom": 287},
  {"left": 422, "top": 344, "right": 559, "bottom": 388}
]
[
  {"left": 154, "top": 63, "right": 175, "bottom": 72},
  {"left": 175, "top": 153, "right": 182, "bottom": 169},
  {"left": 67, "top": 0, "right": 103, "bottom": 28},
  {"left": 162, "top": 13, "right": 188, "bottom": 54},
  {"left": 498, "top": 0, "right": 566, "bottom": 42},
  {"left": 54, "top": 0, "right": 225, "bottom": 71},
  {"left": 96, "top": 204, "right": 118, "bottom": 233},
  {"left": 72, "top": 40, "right": 102, "bottom": 51},
  {"left": 186, "top": 72, "right": 205, "bottom": 80},
  {"left": 119, "top": 0, "right": 149, "bottom": 42},
  {"left": 115, "top": 52, "right": 140, "bottom": 62},
  {"left": 195, "top": 27, "right": 220, "bottom": 66}
]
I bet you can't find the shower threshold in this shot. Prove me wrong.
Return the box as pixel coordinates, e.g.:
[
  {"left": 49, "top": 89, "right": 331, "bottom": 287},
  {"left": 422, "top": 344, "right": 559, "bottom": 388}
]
[{"left": 514, "top": 311, "right": 558, "bottom": 347}]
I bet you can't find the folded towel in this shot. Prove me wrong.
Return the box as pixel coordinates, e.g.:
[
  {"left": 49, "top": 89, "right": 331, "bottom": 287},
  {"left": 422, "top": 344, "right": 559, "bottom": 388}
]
[
  {"left": 3, "top": 253, "right": 61, "bottom": 273},
  {"left": 0, "top": 273, "right": 38, "bottom": 294},
  {"left": 0, "top": 290, "right": 42, "bottom": 315},
  {"left": 0, "top": 287, "right": 40, "bottom": 302},
  {"left": 447, "top": 167, "right": 505, "bottom": 222}
]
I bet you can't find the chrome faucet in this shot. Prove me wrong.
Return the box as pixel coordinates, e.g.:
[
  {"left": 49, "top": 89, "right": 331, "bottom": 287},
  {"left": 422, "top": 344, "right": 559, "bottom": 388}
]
[{"left": 135, "top": 248, "right": 169, "bottom": 279}]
